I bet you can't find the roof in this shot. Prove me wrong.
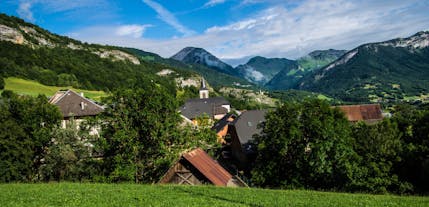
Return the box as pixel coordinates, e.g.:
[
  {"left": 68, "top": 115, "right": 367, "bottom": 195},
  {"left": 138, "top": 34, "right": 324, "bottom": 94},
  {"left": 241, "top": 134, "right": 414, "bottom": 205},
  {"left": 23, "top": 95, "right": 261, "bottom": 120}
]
[
  {"left": 49, "top": 90, "right": 104, "bottom": 118},
  {"left": 232, "top": 110, "right": 267, "bottom": 144},
  {"left": 182, "top": 148, "right": 233, "bottom": 186},
  {"left": 336, "top": 104, "right": 383, "bottom": 123},
  {"left": 179, "top": 97, "right": 230, "bottom": 119},
  {"left": 211, "top": 113, "right": 236, "bottom": 133}
]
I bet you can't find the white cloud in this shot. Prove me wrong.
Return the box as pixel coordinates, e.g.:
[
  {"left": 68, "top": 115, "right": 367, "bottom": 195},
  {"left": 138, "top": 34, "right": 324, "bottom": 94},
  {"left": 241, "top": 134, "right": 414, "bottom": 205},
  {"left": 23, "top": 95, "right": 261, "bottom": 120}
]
[
  {"left": 204, "top": 0, "right": 226, "bottom": 8},
  {"left": 16, "top": 0, "right": 111, "bottom": 22},
  {"left": 69, "top": 24, "right": 153, "bottom": 40},
  {"left": 115, "top": 24, "right": 152, "bottom": 38},
  {"left": 17, "top": 1, "right": 34, "bottom": 22},
  {"left": 142, "top": 0, "right": 195, "bottom": 37},
  {"left": 69, "top": 0, "right": 429, "bottom": 65}
]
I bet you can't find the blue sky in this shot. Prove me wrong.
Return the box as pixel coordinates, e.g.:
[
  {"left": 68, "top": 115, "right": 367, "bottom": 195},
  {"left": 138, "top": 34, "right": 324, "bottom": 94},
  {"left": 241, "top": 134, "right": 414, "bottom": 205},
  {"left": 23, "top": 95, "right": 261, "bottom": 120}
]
[{"left": 1, "top": 0, "right": 429, "bottom": 65}]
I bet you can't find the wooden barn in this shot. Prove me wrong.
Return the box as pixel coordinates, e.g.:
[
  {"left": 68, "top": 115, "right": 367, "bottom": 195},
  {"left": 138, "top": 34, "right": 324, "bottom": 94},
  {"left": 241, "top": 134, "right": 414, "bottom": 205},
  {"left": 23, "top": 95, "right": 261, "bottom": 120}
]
[
  {"left": 159, "top": 148, "right": 246, "bottom": 187},
  {"left": 336, "top": 104, "right": 384, "bottom": 124}
]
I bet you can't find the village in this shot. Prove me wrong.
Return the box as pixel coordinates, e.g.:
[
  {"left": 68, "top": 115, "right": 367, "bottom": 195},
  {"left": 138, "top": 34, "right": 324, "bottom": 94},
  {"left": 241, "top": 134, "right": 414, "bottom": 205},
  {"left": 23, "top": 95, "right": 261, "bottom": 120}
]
[{"left": 47, "top": 78, "right": 386, "bottom": 187}]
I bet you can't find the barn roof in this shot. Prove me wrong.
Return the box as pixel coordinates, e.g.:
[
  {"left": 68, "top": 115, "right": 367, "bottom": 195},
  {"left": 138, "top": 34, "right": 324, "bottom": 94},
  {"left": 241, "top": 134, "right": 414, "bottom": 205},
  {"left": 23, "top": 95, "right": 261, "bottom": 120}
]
[
  {"left": 179, "top": 97, "right": 230, "bottom": 120},
  {"left": 49, "top": 89, "right": 104, "bottom": 118},
  {"left": 336, "top": 104, "right": 383, "bottom": 123},
  {"left": 232, "top": 110, "right": 267, "bottom": 145},
  {"left": 182, "top": 148, "right": 233, "bottom": 186}
]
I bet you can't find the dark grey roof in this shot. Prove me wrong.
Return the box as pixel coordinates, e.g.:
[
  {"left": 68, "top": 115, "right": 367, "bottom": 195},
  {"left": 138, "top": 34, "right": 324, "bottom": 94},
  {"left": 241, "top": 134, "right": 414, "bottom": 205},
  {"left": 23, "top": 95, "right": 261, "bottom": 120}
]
[
  {"left": 49, "top": 90, "right": 104, "bottom": 118},
  {"left": 233, "top": 110, "right": 267, "bottom": 144},
  {"left": 180, "top": 97, "right": 230, "bottom": 120},
  {"left": 211, "top": 113, "right": 236, "bottom": 133}
]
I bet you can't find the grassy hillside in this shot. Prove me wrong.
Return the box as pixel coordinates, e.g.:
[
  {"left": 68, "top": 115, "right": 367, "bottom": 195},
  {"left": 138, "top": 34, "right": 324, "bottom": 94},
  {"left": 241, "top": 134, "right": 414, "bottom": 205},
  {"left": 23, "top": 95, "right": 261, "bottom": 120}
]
[
  {"left": 2, "top": 77, "right": 106, "bottom": 101},
  {"left": 0, "top": 183, "right": 427, "bottom": 207}
]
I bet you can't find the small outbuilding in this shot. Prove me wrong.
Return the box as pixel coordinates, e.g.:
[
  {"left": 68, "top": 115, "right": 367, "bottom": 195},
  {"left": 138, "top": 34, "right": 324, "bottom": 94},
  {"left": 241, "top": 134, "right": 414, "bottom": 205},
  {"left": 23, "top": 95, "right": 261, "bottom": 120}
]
[
  {"left": 336, "top": 104, "right": 383, "bottom": 124},
  {"left": 159, "top": 148, "right": 247, "bottom": 187}
]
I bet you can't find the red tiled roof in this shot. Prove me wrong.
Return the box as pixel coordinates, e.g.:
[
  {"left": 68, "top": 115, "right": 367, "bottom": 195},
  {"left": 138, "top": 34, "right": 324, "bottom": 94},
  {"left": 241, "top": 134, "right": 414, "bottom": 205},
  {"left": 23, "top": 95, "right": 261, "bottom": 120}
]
[
  {"left": 337, "top": 104, "right": 383, "bottom": 122},
  {"left": 182, "top": 148, "right": 232, "bottom": 186}
]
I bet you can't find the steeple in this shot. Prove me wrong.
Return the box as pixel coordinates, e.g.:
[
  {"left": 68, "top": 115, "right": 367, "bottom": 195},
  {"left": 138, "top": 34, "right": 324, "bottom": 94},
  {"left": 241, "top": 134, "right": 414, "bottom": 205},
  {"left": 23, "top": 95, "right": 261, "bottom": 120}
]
[
  {"left": 199, "top": 78, "right": 209, "bottom": 99},
  {"left": 201, "top": 78, "right": 207, "bottom": 89}
]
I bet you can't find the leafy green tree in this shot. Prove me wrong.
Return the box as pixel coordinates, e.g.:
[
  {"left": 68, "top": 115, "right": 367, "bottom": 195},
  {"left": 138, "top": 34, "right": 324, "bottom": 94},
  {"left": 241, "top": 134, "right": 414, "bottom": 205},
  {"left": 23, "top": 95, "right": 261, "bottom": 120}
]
[
  {"left": 0, "top": 75, "right": 4, "bottom": 89},
  {"left": 57, "top": 73, "right": 79, "bottom": 87},
  {"left": 39, "top": 121, "right": 97, "bottom": 181},
  {"left": 252, "top": 99, "right": 357, "bottom": 190},
  {"left": 0, "top": 91, "right": 61, "bottom": 182},
  {"left": 391, "top": 105, "right": 429, "bottom": 193},
  {"left": 100, "top": 85, "right": 181, "bottom": 183},
  {"left": 350, "top": 120, "right": 405, "bottom": 193}
]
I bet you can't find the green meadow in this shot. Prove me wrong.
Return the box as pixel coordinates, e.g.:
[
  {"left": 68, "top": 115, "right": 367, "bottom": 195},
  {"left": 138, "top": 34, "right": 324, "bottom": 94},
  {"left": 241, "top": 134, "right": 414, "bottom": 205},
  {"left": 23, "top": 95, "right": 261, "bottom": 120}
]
[
  {"left": 0, "top": 183, "right": 427, "bottom": 207},
  {"left": 2, "top": 77, "right": 107, "bottom": 101}
]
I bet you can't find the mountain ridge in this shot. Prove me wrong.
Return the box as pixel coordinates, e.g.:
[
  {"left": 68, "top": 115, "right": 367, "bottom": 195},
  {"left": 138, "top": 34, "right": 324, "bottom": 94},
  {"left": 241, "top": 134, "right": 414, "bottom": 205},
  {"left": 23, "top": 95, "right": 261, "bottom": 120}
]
[{"left": 297, "top": 31, "right": 429, "bottom": 102}]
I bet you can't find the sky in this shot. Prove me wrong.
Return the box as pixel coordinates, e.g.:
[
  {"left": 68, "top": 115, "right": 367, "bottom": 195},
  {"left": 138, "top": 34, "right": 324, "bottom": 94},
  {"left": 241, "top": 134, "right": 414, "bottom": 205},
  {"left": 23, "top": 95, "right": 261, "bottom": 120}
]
[{"left": 1, "top": 0, "right": 429, "bottom": 65}]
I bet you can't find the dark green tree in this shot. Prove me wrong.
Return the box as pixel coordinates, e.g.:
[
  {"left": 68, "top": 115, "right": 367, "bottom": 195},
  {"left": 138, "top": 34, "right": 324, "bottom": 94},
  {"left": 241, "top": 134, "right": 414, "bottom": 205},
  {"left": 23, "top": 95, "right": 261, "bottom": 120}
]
[
  {"left": 252, "top": 99, "right": 357, "bottom": 190},
  {"left": 392, "top": 105, "right": 429, "bottom": 193},
  {"left": 100, "top": 85, "right": 181, "bottom": 183},
  {"left": 350, "top": 120, "right": 405, "bottom": 193},
  {"left": 0, "top": 91, "right": 61, "bottom": 182},
  {"left": 0, "top": 75, "right": 4, "bottom": 89},
  {"left": 39, "top": 121, "right": 97, "bottom": 181}
]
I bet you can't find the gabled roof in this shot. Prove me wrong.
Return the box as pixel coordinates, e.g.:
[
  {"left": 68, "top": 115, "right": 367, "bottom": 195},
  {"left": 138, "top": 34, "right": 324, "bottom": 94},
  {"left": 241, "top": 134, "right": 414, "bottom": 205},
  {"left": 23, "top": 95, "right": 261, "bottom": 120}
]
[
  {"left": 49, "top": 90, "right": 104, "bottom": 118},
  {"left": 182, "top": 148, "right": 233, "bottom": 186},
  {"left": 179, "top": 97, "right": 230, "bottom": 119},
  {"left": 211, "top": 113, "right": 236, "bottom": 133},
  {"left": 232, "top": 110, "right": 267, "bottom": 144},
  {"left": 336, "top": 104, "right": 383, "bottom": 123}
]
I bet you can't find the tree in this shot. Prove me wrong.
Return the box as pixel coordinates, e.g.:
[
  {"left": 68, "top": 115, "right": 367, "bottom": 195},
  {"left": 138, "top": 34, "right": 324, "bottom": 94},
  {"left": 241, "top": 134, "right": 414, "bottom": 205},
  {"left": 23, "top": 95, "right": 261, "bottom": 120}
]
[
  {"left": 0, "top": 91, "right": 61, "bottom": 182},
  {"left": 39, "top": 121, "right": 97, "bottom": 181},
  {"left": 252, "top": 99, "right": 357, "bottom": 190},
  {"left": 350, "top": 120, "right": 405, "bottom": 193},
  {"left": 100, "top": 85, "right": 181, "bottom": 183},
  {"left": 0, "top": 75, "right": 4, "bottom": 89}
]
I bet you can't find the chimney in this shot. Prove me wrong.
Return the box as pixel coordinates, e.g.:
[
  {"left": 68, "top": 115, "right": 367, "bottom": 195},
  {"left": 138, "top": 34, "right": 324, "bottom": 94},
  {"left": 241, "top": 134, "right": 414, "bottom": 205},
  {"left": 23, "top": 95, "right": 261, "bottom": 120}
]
[
  {"left": 81, "top": 102, "right": 85, "bottom": 110},
  {"left": 80, "top": 92, "right": 84, "bottom": 97}
]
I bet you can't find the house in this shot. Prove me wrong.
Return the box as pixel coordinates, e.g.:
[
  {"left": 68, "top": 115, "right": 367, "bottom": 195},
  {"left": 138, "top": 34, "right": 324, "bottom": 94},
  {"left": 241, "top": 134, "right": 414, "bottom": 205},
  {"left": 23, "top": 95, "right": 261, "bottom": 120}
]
[
  {"left": 179, "top": 79, "right": 231, "bottom": 125},
  {"left": 159, "top": 148, "right": 247, "bottom": 187},
  {"left": 211, "top": 113, "right": 236, "bottom": 144},
  {"left": 49, "top": 89, "right": 104, "bottom": 133},
  {"left": 336, "top": 104, "right": 383, "bottom": 124},
  {"left": 227, "top": 110, "right": 267, "bottom": 170}
]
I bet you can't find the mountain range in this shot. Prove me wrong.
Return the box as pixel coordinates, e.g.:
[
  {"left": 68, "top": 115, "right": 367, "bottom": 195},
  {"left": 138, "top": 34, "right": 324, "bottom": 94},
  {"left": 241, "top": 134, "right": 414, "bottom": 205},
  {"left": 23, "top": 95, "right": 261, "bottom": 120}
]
[
  {"left": 1, "top": 13, "right": 429, "bottom": 104},
  {"left": 298, "top": 31, "right": 429, "bottom": 102},
  {"left": 170, "top": 46, "right": 346, "bottom": 89}
]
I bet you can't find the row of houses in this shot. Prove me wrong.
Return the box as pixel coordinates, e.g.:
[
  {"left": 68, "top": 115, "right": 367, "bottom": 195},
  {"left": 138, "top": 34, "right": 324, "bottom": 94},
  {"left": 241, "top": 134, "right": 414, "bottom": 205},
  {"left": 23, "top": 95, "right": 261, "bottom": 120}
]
[{"left": 48, "top": 79, "right": 384, "bottom": 187}]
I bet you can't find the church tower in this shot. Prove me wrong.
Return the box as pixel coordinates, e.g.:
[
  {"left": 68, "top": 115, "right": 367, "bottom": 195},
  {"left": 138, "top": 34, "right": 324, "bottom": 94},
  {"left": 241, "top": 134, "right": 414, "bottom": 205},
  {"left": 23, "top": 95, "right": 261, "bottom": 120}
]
[{"left": 199, "top": 78, "right": 209, "bottom": 99}]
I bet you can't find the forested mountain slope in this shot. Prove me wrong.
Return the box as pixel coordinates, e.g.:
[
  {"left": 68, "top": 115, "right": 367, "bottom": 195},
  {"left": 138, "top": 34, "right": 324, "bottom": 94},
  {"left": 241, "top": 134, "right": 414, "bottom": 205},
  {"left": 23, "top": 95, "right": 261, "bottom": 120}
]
[{"left": 297, "top": 31, "right": 429, "bottom": 102}]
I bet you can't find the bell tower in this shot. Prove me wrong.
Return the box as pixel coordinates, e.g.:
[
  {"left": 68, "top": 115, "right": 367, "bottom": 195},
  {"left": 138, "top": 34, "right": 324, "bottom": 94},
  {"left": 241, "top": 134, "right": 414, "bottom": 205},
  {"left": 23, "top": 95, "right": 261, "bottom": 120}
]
[{"left": 199, "top": 78, "right": 209, "bottom": 99}]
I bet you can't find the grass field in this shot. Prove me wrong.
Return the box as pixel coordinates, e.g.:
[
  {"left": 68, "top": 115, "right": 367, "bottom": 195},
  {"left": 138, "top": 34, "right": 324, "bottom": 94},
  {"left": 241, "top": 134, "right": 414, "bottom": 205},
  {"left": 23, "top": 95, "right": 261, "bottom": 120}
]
[
  {"left": 2, "top": 78, "right": 107, "bottom": 101},
  {"left": 0, "top": 183, "right": 427, "bottom": 207}
]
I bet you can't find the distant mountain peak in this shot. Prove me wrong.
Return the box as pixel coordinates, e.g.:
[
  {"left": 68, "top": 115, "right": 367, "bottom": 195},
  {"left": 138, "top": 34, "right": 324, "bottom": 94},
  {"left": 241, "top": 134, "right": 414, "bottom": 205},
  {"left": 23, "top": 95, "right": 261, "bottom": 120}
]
[{"left": 171, "top": 47, "right": 237, "bottom": 76}]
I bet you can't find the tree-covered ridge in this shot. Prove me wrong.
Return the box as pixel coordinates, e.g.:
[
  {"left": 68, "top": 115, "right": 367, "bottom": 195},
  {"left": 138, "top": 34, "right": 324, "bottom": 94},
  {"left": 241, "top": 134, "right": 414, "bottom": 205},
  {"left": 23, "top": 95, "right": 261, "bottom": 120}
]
[
  {"left": 265, "top": 49, "right": 346, "bottom": 90},
  {"left": 0, "top": 41, "right": 177, "bottom": 92}
]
